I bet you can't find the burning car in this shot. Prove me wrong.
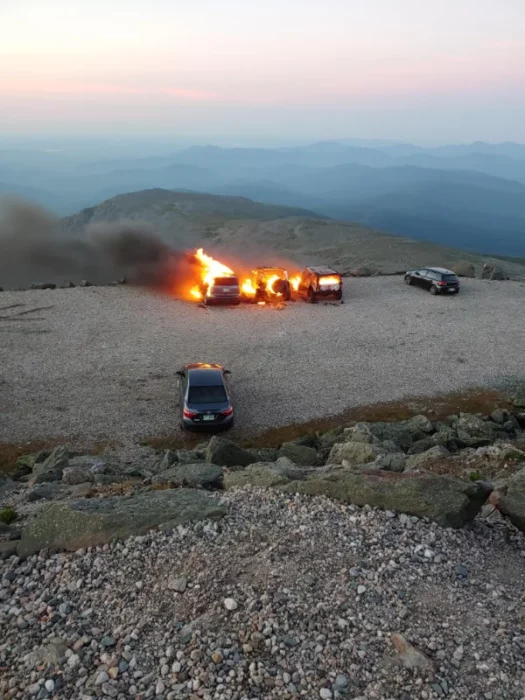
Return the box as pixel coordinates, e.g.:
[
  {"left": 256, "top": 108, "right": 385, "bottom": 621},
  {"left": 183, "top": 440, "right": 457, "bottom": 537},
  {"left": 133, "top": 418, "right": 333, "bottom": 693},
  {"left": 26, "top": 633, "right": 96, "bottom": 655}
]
[
  {"left": 294, "top": 266, "right": 343, "bottom": 302},
  {"left": 189, "top": 249, "right": 241, "bottom": 305},
  {"left": 241, "top": 267, "right": 292, "bottom": 302}
]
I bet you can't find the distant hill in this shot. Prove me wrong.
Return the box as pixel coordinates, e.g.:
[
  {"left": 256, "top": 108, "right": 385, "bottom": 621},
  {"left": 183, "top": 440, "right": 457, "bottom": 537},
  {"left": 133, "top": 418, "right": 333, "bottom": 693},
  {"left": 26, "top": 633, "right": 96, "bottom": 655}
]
[
  {"left": 61, "top": 189, "right": 525, "bottom": 280},
  {"left": 3, "top": 139, "right": 525, "bottom": 255},
  {"left": 61, "top": 188, "right": 325, "bottom": 247}
]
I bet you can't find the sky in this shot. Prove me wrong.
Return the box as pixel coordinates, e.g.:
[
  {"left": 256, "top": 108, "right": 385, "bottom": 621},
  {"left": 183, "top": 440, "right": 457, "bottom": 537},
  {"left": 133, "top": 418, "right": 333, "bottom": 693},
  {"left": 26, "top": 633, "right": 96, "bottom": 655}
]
[{"left": 1, "top": 0, "right": 524, "bottom": 143}]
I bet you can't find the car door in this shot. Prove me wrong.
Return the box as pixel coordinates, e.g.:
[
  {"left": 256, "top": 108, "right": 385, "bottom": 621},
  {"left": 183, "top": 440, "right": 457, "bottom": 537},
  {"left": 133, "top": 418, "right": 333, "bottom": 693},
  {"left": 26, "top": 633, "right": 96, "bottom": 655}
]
[
  {"left": 418, "top": 269, "right": 431, "bottom": 289},
  {"left": 412, "top": 269, "right": 424, "bottom": 288}
]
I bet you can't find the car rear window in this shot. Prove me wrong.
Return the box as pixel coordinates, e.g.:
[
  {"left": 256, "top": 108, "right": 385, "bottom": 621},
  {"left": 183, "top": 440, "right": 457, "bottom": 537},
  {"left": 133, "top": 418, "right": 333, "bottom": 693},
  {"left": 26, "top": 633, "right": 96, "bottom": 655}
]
[
  {"left": 443, "top": 274, "right": 458, "bottom": 282},
  {"left": 213, "top": 277, "right": 238, "bottom": 286},
  {"left": 188, "top": 385, "right": 227, "bottom": 404}
]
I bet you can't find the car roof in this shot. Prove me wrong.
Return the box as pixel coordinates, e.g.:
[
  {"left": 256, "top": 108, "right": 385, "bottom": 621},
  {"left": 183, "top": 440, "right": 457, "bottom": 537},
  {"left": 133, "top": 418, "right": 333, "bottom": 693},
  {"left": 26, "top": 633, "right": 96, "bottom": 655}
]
[
  {"left": 425, "top": 267, "right": 455, "bottom": 274},
  {"left": 306, "top": 266, "right": 339, "bottom": 275}
]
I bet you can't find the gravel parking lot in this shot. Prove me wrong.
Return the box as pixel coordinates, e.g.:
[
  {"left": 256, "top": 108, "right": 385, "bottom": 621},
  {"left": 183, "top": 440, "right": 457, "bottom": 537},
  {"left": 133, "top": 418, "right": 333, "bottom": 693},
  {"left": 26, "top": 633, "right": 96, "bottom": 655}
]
[{"left": 1, "top": 277, "right": 524, "bottom": 446}]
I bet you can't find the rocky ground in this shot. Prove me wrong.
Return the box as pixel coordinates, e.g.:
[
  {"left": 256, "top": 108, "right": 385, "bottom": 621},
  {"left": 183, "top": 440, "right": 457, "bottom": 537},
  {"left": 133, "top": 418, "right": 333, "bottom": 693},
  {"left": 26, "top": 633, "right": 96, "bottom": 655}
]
[
  {"left": 1, "top": 489, "right": 525, "bottom": 700},
  {"left": 2, "top": 407, "right": 525, "bottom": 698},
  {"left": 1, "top": 278, "right": 525, "bottom": 446}
]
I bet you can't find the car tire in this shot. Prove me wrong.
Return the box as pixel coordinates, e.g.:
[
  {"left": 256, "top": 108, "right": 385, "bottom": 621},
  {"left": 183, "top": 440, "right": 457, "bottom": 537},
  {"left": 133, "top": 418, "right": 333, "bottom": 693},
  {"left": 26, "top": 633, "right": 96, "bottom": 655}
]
[
  {"left": 404, "top": 275, "right": 412, "bottom": 285},
  {"left": 308, "top": 287, "right": 317, "bottom": 303},
  {"left": 429, "top": 285, "right": 438, "bottom": 295},
  {"left": 454, "top": 289, "right": 460, "bottom": 294},
  {"left": 283, "top": 282, "right": 291, "bottom": 301},
  {"left": 335, "top": 290, "right": 342, "bottom": 301}
]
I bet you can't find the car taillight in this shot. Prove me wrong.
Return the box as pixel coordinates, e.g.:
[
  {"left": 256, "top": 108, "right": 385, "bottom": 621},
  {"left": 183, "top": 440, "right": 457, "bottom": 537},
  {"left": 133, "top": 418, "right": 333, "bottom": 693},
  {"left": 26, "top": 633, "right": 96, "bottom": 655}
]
[
  {"left": 221, "top": 407, "right": 233, "bottom": 416},
  {"left": 437, "top": 281, "right": 447, "bottom": 286},
  {"left": 183, "top": 408, "right": 198, "bottom": 419}
]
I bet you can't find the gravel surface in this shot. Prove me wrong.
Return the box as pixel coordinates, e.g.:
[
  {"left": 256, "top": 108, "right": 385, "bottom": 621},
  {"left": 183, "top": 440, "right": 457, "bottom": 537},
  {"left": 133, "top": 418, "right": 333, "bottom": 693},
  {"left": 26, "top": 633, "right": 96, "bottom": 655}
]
[
  {"left": 1, "top": 278, "right": 525, "bottom": 445},
  {"left": 2, "top": 488, "right": 525, "bottom": 699}
]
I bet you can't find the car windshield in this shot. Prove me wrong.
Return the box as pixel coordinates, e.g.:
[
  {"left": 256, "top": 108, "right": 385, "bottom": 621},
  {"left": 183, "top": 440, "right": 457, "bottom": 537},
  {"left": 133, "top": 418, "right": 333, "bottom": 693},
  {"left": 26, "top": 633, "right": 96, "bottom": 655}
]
[
  {"left": 443, "top": 274, "right": 458, "bottom": 282},
  {"left": 188, "top": 385, "right": 227, "bottom": 404},
  {"left": 213, "top": 277, "right": 238, "bottom": 286}
]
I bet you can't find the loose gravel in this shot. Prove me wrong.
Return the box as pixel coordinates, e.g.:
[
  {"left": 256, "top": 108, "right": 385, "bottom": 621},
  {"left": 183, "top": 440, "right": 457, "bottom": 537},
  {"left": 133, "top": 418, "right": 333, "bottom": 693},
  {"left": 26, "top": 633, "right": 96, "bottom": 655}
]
[
  {"left": 1, "top": 278, "right": 525, "bottom": 445},
  {"left": 1, "top": 488, "right": 525, "bottom": 699}
]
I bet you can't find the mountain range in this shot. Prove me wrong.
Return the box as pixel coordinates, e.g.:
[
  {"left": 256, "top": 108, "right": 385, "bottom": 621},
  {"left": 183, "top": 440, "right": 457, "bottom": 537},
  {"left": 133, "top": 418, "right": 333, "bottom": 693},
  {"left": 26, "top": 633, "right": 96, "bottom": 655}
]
[{"left": 2, "top": 139, "right": 525, "bottom": 256}]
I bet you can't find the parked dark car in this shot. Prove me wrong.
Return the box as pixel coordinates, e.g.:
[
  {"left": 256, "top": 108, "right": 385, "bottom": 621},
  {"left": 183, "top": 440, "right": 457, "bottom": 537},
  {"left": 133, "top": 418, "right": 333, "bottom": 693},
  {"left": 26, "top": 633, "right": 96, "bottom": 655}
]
[
  {"left": 177, "top": 363, "right": 234, "bottom": 431},
  {"left": 404, "top": 267, "right": 460, "bottom": 295},
  {"left": 295, "top": 266, "right": 343, "bottom": 302},
  {"left": 201, "top": 276, "right": 241, "bottom": 305}
]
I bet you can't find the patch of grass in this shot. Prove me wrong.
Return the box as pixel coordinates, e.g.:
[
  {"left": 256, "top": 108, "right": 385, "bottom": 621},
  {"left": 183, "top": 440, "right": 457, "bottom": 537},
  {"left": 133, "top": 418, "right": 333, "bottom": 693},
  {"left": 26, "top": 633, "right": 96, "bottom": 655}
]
[
  {"left": 468, "top": 470, "right": 483, "bottom": 482},
  {"left": 0, "top": 507, "right": 17, "bottom": 525}
]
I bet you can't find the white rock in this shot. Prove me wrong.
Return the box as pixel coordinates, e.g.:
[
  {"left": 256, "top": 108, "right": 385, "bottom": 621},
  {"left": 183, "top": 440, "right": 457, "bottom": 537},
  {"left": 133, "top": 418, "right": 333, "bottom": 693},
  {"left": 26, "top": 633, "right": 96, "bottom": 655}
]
[
  {"left": 45, "top": 680, "right": 55, "bottom": 693},
  {"left": 224, "top": 597, "right": 238, "bottom": 611},
  {"left": 320, "top": 689, "right": 333, "bottom": 699}
]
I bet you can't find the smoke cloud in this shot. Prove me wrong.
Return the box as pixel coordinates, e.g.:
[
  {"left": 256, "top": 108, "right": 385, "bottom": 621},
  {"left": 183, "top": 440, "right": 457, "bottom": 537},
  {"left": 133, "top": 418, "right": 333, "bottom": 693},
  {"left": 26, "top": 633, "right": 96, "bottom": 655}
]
[{"left": 0, "top": 198, "right": 199, "bottom": 292}]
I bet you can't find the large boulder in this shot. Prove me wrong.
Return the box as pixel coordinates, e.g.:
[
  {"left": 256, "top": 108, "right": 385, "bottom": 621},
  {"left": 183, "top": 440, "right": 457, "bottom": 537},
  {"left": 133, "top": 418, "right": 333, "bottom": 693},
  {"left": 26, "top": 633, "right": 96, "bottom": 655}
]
[
  {"left": 482, "top": 263, "right": 508, "bottom": 281},
  {"left": 18, "top": 489, "right": 226, "bottom": 555},
  {"left": 343, "top": 423, "right": 379, "bottom": 444},
  {"left": 405, "top": 445, "right": 451, "bottom": 470},
  {"left": 454, "top": 413, "right": 495, "bottom": 439},
  {"left": 499, "top": 468, "right": 525, "bottom": 532},
  {"left": 224, "top": 458, "right": 309, "bottom": 489},
  {"left": 451, "top": 262, "right": 475, "bottom": 278},
  {"left": 29, "top": 446, "right": 69, "bottom": 485},
  {"left": 151, "top": 463, "right": 223, "bottom": 490},
  {"left": 328, "top": 441, "right": 384, "bottom": 465},
  {"left": 205, "top": 437, "right": 254, "bottom": 468},
  {"left": 278, "top": 442, "right": 318, "bottom": 465},
  {"left": 278, "top": 470, "right": 490, "bottom": 528}
]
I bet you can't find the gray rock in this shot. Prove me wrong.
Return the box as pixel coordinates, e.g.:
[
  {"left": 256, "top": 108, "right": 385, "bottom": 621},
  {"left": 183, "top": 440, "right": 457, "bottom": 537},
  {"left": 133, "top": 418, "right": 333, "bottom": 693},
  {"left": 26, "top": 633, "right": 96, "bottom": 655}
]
[
  {"left": 454, "top": 413, "right": 495, "bottom": 439},
  {"left": 224, "top": 458, "right": 309, "bottom": 489},
  {"left": 343, "top": 423, "right": 379, "bottom": 444},
  {"left": 499, "top": 467, "right": 525, "bottom": 533},
  {"left": 18, "top": 489, "right": 226, "bottom": 555},
  {"left": 151, "top": 463, "right": 223, "bottom": 490},
  {"left": 157, "top": 450, "right": 178, "bottom": 470},
  {"left": 451, "top": 262, "right": 475, "bottom": 278},
  {"left": 168, "top": 576, "right": 188, "bottom": 593},
  {"left": 62, "top": 466, "right": 95, "bottom": 485},
  {"left": 328, "top": 441, "right": 384, "bottom": 465},
  {"left": 513, "top": 397, "right": 525, "bottom": 409},
  {"left": 407, "top": 437, "right": 436, "bottom": 455},
  {"left": 205, "top": 437, "right": 254, "bottom": 468},
  {"left": 278, "top": 442, "right": 318, "bottom": 465},
  {"left": 490, "top": 408, "right": 508, "bottom": 425},
  {"left": 230, "top": 466, "right": 490, "bottom": 528},
  {"left": 348, "top": 266, "right": 372, "bottom": 277},
  {"left": 29, "top": 446, "right": 69, "bottom": 485},
  {"left": 404, "top": 414, "right": 434, "bottom": 434},
  {"left": 30, "top": 282, "right": 56, "bottom": 290},
  {"left": 176, "top": 449, "right": 205, "bottom": 464},
  {"left": 374, "top": 453, "right": 407, "bottom": 472},
  {"left": 391, "top": 633, "right": 434, "bottom": 670},
  {"left": 405, "top": 445, "right": 451, "bottom": 470},
  {"left": 26, "top": 638, "right": 69, "bottom": 668}
]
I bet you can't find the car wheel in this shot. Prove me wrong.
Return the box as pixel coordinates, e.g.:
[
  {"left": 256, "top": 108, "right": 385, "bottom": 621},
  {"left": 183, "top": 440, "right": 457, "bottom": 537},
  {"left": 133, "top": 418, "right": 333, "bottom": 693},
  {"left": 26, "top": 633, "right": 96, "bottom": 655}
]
[
  {"left": 454, "top": 289, "right": 460, "bottom": 294},
  {"left": 429, "top": 285, "right": 438, "bottom": 295},
  {"left": 404, "top": 275, "right": 412, "bottom": 285},
  {"left": 283, "top": 282, "right": 291, "bottom": 301},
  {"left": 308, "top": 287, "right": 317, "bottom": 303},
  {"left": 335, "top": 290, "right": 342, "bottom": 300}
]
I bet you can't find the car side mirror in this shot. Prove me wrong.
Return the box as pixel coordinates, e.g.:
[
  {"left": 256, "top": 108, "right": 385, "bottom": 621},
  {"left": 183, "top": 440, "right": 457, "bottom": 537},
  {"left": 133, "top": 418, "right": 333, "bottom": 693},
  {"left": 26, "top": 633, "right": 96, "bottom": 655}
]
[
  {"left": 224, "top": 369, "right": 232, "bottom": 375},
  {"left": 176, "top": 370, "right": 184, "bottom": 376}
]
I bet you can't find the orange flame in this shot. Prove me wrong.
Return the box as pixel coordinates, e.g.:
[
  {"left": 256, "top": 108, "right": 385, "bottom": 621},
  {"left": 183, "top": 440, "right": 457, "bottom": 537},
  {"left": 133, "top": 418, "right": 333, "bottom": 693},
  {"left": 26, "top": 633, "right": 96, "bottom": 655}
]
[
  {"left": 188, "top": 248, "right": 235, "bottom": 301},
  {"left": 319, "top": 275, "right": 341, "bottom": 286},
  {"left": 290, "top": 275, "right": 301, "bottom": 291},
  {"left": 241, "top": 278, "right": 257, "bottom": 296}
]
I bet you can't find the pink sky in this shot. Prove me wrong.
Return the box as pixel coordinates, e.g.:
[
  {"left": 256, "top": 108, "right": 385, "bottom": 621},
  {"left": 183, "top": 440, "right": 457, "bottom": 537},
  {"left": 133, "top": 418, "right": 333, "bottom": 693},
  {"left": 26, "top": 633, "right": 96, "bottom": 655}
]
[{"left": 1, "top": 0, "right": 524, "bottom": 140}]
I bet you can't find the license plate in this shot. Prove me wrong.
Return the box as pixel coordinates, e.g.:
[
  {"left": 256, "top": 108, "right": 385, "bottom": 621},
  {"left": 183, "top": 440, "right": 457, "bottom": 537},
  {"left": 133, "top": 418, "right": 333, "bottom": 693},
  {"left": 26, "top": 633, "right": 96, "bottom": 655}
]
[
  {"left": 448, "top": 288, "right": 455, "bottom": 293},
  {"left": 203, "top": 414, "right": 216, "bottom": 421}
]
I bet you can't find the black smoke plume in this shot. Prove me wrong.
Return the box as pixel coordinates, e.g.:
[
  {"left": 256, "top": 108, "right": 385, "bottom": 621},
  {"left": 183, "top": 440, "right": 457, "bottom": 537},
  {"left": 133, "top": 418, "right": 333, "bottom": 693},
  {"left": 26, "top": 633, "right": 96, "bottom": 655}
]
[{"left": 0, "top": 198, "right": 198, "bottom": 292}]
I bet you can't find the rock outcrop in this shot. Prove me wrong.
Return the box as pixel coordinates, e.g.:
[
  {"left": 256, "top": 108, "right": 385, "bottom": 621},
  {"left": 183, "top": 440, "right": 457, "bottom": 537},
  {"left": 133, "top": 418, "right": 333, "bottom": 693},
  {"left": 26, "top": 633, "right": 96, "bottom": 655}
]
[{"left": 18, "top": 490, "right": 226, "bottom": 555}]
